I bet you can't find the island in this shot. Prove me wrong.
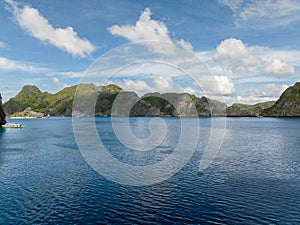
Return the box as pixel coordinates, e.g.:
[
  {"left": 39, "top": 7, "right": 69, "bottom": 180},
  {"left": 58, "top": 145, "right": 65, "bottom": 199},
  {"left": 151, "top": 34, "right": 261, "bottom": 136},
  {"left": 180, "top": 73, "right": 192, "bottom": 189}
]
[{"left": 2, "top": 82, "right": 300, "bottom": 118}]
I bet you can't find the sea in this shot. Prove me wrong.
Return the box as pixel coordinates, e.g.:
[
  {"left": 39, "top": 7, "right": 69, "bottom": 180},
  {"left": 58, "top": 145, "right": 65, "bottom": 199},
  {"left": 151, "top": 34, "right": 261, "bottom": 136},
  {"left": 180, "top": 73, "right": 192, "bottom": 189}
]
[{"left": 0, "top": 117, "right": 299, "bottom": 224}]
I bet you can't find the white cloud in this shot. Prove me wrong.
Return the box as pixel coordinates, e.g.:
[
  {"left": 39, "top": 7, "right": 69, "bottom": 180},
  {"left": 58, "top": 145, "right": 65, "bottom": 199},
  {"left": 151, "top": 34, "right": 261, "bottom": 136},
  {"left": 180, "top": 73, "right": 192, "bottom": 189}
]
[
  {"left": 104, "top": 7, "right": 298, "bottom": 105},
  {"left": 0, "top": 57, "right": 44, "bottom": 72},
  {"left": 216, "top": 83, "right": 289, "bottom": 105},
  {"left": 264, "top": 58, "right": 295, "bottom": 76},
  {"left": 117, "top": 75, "right": 237, "bottom": 104},
  {"left": 152, "top": 76, "right": 173, "bottom": 92},
  {"left": 116, "top": 77, "right": 174, "bottom": 95},
  {"left": 179, "top": 86, "right": 196, "bottom": 95},
  {"left": 213, "top": 38, "right": 260, "bottom": 72},
  {"left": 219, "top": 0, "right": 243, "bottom": 11},
  {"left": 121, "top": 79, "right": 153, "bottom": 93},
  {"left": 213, "top": 38, "right": 296, "bottom": 76},
  {"left": 108, "top": 8, "right": 191, "bottom": 56},
  {"left": 196, "top": 75, "right": 236, "bottom": 97},
  {"left": 177, "top": 39, "right": 193, "bottom": 51},
  {"left": 0, "top": 41, "right": 6, "bottom": 48},
  {"left": 47, "top": 71, "right": 84, "bottom": 78},
  {"left": 254, "top": 83, "right": 289, "bottom": 98},
  {"left": 219, "top": 0, "right": 300, "bottom": 29},
  {"left": 5, "top": 0, "right": 95, "bottom": 58},
  {"left": 50, "top": 77, "right": 69, "bottom": 89},
  {"left": 232, "top": 83, "right": 289, "bottom": 104},
  {"left": 254, "top": 47, "right": 300, "bottom": 68}
]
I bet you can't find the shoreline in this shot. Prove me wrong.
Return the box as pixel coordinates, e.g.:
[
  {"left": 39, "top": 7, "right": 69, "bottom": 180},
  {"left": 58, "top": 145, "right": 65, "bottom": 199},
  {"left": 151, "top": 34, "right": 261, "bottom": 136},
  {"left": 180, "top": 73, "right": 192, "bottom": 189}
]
[{"left": 7, "top": 115, "right": 300, "bottom": 119}]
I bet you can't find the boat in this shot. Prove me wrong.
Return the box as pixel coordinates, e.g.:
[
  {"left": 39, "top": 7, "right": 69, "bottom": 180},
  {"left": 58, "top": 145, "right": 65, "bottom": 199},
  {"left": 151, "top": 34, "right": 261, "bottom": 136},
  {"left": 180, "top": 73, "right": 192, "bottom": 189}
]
[{"left": 2, "top": 123, "right": 23, "bottom": 128}]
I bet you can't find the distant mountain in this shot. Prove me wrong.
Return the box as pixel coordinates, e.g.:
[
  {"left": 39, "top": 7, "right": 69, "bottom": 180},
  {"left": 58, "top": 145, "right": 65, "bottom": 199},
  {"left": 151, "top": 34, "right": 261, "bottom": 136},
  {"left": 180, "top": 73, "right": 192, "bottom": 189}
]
[
  {"left": 3, "top": 84, "right": 226, "bottom": 117},
  {"left": 112, "top": 92, "right": 227, "bottom": 117},
  {"left": 3, "top": 82, "right": 300, "bottom": 117},
  {"left": 263, "top": 82, "right": 300, "bottom": 117},
  {"left": 226, "top": 82, "right": 300, "bottom": 117},
  {"left": 226, "top": 101, "right": 275, "bottom": 117},
  {"left": 0, "top": 93, "right": 6, "bottom": 126},
  {"left": 3, "top": 84, "right": 122, "bottom": 117}
]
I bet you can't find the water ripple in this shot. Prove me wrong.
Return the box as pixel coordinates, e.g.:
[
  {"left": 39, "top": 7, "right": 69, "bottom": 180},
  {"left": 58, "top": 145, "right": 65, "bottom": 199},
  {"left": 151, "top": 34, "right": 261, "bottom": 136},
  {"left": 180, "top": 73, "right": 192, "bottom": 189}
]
[{"left": 0, "top": 117, "right": 299, "bottom": 224}]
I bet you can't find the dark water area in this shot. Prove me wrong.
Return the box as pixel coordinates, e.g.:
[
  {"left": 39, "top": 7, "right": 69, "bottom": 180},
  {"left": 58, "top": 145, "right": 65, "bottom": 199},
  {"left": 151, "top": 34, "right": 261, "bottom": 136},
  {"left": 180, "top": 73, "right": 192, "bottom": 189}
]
[{"left": 0, "top": 117, "right": 299, "bottom": 224}]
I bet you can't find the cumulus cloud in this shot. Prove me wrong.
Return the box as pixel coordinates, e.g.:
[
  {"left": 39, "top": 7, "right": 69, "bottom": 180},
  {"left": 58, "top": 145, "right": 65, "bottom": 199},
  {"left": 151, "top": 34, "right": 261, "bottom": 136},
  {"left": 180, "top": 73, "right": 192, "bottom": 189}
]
[
  {"left": 0, "top": 57, "right": 44, "bottom": 72},
  {"left": 5, "top": 0, "right": 95, "bottom": 57},
  {"left": 219, "top": 0, "right": 300, "bottom": 29},
  {"left": 152, "top": 76, "right": 173, "bottom": 92},
  {"left": 264, "top": 58, "right": 295, "bottom": 76},
  {"left": 121, "top": 79, "right": 153, "bottom": 93},
  {"left": 197, "top": 75, "right": 236, "bottom": 97},
  {"left": 177, "top": 39, "right": 193, "bottom": 51},
  {"left": 213, "top": 38, "right": 296, "bottom": 76},
  {"left": 50, "top": 77, "right": 69, "bottom": 89},
  {"left": 255, "top": 83, "right": 289, "bottom": 98},
  {"left": 179, "top": 86, "right": 196, "bottom": 95},
  {"left": 233, "top": 83, "right": 289, "bottom": 104},
  {"left": 108, "top": 8, "right": 191, "bottom": 55},
  {"left": 116, "top": 76, "right": 174, "bottom": 94},
  {"left": 104, "top": 8, "right": 297, "bottom": 105},
  {"left": 213, "top": 38, "right": 260, "bottom": 72}
]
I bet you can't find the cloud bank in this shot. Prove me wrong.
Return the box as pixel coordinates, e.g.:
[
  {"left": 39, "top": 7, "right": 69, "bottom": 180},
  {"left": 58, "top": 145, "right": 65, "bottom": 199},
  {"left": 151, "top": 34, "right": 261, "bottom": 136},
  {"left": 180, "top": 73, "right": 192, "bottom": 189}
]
[
  {"left": 105, "top": 9, "right": 298, "bottom": 104},
  {"left": 115, "top": 76, "right": 174, "bottom": 95}
]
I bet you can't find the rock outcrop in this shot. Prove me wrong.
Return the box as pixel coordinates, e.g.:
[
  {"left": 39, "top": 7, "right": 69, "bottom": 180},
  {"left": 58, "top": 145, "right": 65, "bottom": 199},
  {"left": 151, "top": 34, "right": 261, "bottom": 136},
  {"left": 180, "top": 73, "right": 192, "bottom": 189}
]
[
  {"left": 12, "top": 107, "right": 45, "bottom": 118},
  {"left": 226, "top": 101, "right": 275, "bottom": 117},
  {"left": 4, "top": 84, "right": 227, "bottom": 117},
  {"left": 0, "top": 93, "right": 7, "bottom": 126},
  {"left": 4, "top": 84, "right": 122, "bottom": 117},
  {"left": 5, "top": 82, "right": 300, "bottom": 117},
  {"left": 263, "top": 82, "right": 300, "bottom": 117}
]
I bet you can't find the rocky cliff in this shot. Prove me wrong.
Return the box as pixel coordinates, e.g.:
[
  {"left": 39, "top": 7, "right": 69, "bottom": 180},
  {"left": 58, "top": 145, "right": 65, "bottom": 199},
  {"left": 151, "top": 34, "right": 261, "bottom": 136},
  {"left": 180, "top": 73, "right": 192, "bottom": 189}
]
[
  {"left": 4, "top": 82, "right": 300, "bottom": 117},
  {"left": 3, "top": 84, "right": 121, "bottom": 117},
  {"left": 0, "top": 93, "right": 6, "bottom": 126},
  {"left": 263, "top": 82, "right": 300, "bottom": 117},
  {"left": 4, "top": 84, "right": 226, "bottom": 117},
  {"left": 226, "top": 101, "right": 275, "bottom": 117}
]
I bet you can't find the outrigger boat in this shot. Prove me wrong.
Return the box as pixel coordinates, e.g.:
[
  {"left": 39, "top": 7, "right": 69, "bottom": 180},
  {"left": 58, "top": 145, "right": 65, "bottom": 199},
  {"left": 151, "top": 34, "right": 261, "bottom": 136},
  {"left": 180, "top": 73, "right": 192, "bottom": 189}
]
[{"left": 2, "top": 123, "right": 23, "bottom": 128}]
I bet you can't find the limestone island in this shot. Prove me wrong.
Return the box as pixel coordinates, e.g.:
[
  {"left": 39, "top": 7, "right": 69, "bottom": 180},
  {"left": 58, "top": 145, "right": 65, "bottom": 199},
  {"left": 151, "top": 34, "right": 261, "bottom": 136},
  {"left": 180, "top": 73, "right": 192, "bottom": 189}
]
[{"left": 2, "top": 82, "right": 300, "bottom": 118}]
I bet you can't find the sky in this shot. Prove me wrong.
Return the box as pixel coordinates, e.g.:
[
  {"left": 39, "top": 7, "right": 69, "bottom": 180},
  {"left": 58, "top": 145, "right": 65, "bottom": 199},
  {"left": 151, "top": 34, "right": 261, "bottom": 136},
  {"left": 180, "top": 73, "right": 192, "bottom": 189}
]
[{"left": 0, "top": 0, "right": 300, "bottom": 104}]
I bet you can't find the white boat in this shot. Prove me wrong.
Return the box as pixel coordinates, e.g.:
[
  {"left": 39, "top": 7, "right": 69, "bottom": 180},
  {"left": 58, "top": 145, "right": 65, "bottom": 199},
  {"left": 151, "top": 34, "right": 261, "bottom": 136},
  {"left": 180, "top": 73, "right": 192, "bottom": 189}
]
[{"left": 2, "top": 123, "right": 23, "bottom": 128}]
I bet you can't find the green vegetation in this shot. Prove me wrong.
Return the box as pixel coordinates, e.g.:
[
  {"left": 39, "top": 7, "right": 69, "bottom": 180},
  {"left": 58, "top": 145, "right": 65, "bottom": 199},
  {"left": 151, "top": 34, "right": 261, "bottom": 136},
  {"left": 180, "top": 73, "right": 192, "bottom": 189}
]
[
  {"left": 3, "top": 84, "right": 122, "bottom": 116},
  {"left": 263, "top": 82, "right": 300, "bottom": 117},
  {"left": 3, "top": 84, "right": 227, "bottom": 117},
  {"left": 3, "top": 85, "right": 52, "bottom": 114},
  {"left": 227, "top": 82, "right": 300, "bottom": 117},
  {"left": 3, "top": 82, "right": 300, "bottom": 117},
  {"left": 231, "top": 101, "right": 275, "bottom": 110},
  {"left": 101, "top": 84, "right": 122, "bottom": 93}
]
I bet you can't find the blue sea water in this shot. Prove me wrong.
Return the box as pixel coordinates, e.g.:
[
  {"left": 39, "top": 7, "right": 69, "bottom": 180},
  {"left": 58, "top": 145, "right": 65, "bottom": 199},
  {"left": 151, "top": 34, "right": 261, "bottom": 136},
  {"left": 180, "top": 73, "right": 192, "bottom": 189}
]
[{"left": 0, "top": 117, "right": 299, "bottom": 224}]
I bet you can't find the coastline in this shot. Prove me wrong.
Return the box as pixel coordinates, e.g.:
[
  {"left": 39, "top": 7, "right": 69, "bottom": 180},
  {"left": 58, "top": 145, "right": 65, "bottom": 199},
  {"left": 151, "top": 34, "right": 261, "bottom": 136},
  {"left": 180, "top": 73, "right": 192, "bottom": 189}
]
[{"left": 6, "top": 115, "right": 300, "bottom": 119}]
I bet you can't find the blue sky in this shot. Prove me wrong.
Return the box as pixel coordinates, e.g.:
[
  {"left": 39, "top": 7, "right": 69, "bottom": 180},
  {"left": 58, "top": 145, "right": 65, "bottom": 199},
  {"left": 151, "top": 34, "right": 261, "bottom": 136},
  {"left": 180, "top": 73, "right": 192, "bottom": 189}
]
[{"left": 0, "top": 0, "right": 299, "bottom": 104}]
